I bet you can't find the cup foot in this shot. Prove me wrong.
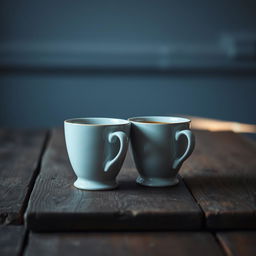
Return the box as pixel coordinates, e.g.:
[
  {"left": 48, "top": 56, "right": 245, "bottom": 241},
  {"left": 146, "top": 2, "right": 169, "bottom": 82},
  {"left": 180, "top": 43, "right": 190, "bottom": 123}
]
[
  {"left": 74, "top": 178, "right": 118, "bottom": 191},
  {"left": 136, "top": 176, "right": 179, "bottom": 187}
]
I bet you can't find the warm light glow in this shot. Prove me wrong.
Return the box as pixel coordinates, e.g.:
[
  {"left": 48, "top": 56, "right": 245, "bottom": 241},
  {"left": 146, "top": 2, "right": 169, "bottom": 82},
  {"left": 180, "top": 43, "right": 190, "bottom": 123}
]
[{"left": 185, "top": 116, "right": 256, "bottom": 133}]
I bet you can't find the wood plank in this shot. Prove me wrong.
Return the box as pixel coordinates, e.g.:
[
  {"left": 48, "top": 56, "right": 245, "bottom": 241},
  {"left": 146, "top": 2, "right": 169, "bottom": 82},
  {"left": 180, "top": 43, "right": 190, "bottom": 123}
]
[
  {"left": 0, "top": 129, "right": 47, "bottom": 224},
  {"left": 26, "top": 129, "right": 202, "bottom": 231},
  {"left": 25, "top": 232, "right": 224, "bottom": 256},
  {"left": 180, "top": 130, "right": 256, "bottom": 229},
  {"left": 217, "top": 232, "right": 256, "bottom": 256},
  {"left": 0, "top": 226, "right": 26, "bottom": 256}
]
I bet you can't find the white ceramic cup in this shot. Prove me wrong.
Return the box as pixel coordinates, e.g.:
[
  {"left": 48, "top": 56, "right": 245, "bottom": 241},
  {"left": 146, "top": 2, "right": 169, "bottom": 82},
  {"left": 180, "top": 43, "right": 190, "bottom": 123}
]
[
  {"left": 128, "top": 116, "right": 195, "bottom": 187},
  {"left": 64, "top": 118, "right": 130, "bottom": 190}
]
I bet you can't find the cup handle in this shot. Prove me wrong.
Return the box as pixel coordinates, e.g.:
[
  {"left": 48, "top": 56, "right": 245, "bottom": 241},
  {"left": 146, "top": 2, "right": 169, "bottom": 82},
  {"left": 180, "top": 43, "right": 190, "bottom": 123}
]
[
  {"left": 172, "top": 129, "right": 195, "bottom": 169},
  {"left": 104, "top": 131, "right": 128, "bottom": 172}
]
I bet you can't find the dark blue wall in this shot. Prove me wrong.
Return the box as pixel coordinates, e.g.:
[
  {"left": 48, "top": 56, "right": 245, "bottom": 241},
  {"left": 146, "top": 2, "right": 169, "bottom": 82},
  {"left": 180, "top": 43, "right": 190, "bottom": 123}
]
[{"left": 0, "top": 0, "right": 256, "bottom": 128}]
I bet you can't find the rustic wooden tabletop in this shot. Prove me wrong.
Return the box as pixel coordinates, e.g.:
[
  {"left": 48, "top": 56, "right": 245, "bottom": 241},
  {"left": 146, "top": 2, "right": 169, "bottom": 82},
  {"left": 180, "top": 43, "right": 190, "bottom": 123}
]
[{"left": 0, "top": 129, "right": 256, "bottom": 256}]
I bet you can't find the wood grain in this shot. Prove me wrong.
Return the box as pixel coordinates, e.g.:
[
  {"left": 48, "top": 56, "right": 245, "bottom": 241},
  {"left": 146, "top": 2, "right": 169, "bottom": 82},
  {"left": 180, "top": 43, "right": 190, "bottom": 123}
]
[
  {"left": 181, "top": 130, "right": 256, "bottom": 229},
  {"left": 0, "top": 129, "right": 47, "bottom": 224},
  {"left": 217, "top": 232, "right": 256, "bottom": 256},
  {"left": 25, "top": 232, "right": 224, "bottom": 256},
  {"left": 0, "top": 226, "right": 25, "bottom": 256},
  {"left": 26, "top": 129, "right": 202, "bottom": 231}
]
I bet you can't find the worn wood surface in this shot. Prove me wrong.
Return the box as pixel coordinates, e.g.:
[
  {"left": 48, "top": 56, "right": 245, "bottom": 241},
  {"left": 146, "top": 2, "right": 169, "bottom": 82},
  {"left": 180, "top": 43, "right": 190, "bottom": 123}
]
[
  {"left": 26, "top": 129, "right": 202, "bottom": 231},
  {"left": 25, "top": 232, "right": 224, "bottom": 256},
  {"left": 0, "top": 226, "right": 26, "bottom": 256},
  {"left": 181, "top": 130, "right": 256, "bottom": 229},
  {"left": 217, "top": 232, "right": 256, "bottom": 256},
  {"left": 0, "top": 129, "right": 47, "bottom": 224}
]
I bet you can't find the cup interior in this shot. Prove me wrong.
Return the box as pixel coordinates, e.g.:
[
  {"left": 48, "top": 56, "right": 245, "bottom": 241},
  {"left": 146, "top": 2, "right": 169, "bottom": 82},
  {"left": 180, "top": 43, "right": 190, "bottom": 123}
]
[
  {"left": 65, "top": 117, "right": 129, "bottom": 126},
  {"left": 128, "top": 116, "right": 190, "bottom": 124}
]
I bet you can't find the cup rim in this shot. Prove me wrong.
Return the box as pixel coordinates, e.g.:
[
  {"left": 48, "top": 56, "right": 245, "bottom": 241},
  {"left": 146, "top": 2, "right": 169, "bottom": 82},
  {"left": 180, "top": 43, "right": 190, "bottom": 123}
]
[
  {"left": 64, "top": 117, "right": 130, "bottom": 126},
  {"left": 128, "top": 116, "right": 191, "bottom": 125}
]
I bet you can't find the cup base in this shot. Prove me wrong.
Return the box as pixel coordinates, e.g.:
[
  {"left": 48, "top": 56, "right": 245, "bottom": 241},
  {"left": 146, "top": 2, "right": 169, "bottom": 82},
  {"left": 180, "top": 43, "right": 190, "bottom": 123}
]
[
  {"left": 136, "top": 176, "right": 179, "bottom": 187},
  {"left": 74, "top": 178, "right": 118, "bottom": 191}
]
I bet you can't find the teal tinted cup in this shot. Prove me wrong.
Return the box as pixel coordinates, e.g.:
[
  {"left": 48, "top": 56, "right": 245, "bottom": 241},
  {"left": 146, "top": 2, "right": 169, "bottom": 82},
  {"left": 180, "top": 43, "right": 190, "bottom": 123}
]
[
  {"left": 128, "top": 116, "right": 195, "bottom": 187},
  {"left": 64, "top": 118, "right": 130, "bottom": 190}
]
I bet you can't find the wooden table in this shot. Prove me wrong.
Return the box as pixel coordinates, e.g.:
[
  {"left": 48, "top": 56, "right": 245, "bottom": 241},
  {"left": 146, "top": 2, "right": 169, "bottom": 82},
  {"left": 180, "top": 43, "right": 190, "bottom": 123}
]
[{"left": 1, "top": 129, "right": 256, "bottom": 256}]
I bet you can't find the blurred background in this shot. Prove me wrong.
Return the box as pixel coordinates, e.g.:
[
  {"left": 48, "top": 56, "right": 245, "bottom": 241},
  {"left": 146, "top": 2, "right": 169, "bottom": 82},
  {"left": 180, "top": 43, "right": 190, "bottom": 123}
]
[{"left": 0, "top": 0, "right": 256, "bottom": 128}]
